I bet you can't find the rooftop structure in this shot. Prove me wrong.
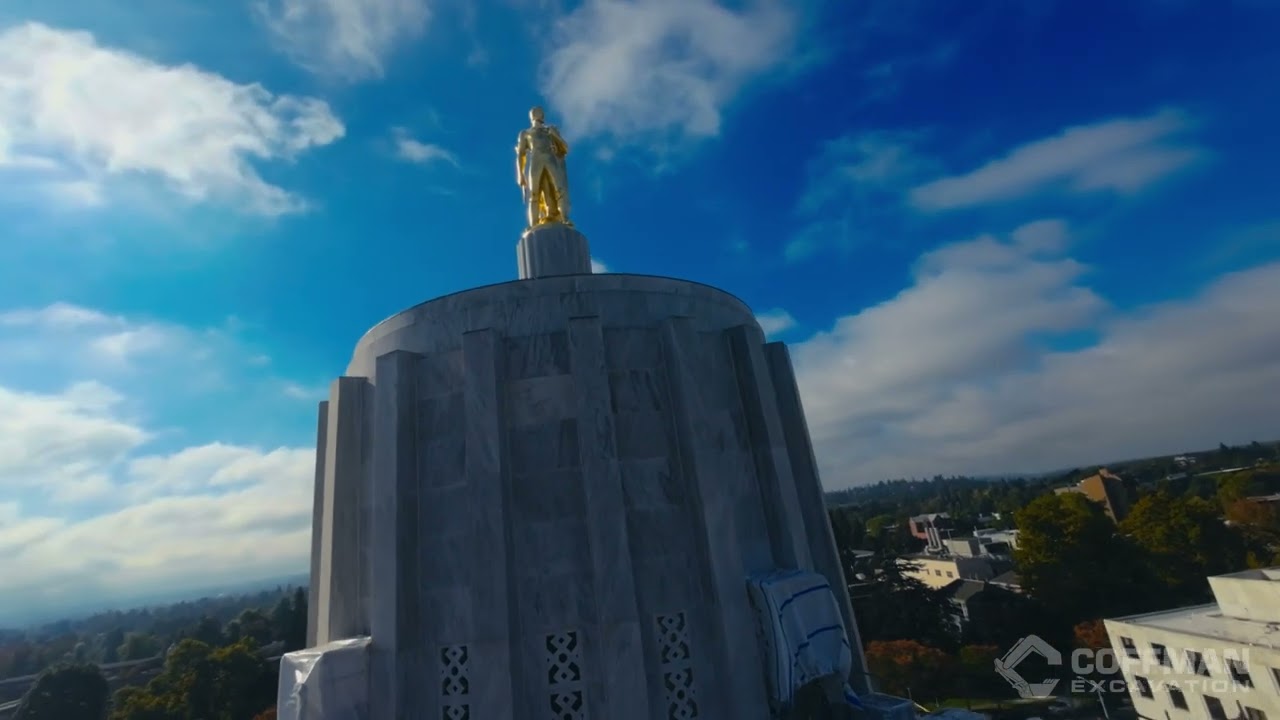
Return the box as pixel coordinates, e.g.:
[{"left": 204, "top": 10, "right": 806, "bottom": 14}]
[
  {"left": 1105, "top": 568, "right": 1280, "bottom": 720},
  {"left": 276, "top": 108, "right": 912, "bottom": 720}
]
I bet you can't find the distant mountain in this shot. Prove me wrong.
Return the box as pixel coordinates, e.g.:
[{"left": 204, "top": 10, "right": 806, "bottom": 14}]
[{"left": 3, "top": 572, "right": 310, "bottom": 631}]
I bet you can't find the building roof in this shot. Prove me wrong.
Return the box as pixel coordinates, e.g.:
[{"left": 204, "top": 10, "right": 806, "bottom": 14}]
[
  {"left": 944, "top": 579, "right": 988, "bottom": 603},
  {"left": 1108, "top": 603, "right": 1280, "bottom": 651},
  {"left": 989, "top": 571, "right": 1021, "bottom": 587}
]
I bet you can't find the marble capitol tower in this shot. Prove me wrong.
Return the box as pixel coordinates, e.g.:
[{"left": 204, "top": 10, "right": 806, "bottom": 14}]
[{"left": 277, "top": 108, "right": 912, "bottom": 720}]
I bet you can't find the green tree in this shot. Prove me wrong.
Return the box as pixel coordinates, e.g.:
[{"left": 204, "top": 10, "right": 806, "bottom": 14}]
[
  {"left": 15, "top": 663, "right": 109, "bottom": 720},
  {"left": 853, "top": 556, "right": 956, "bottom": 650},
  {"left": 1014, "top": 493, "right": 1153, "bottom": 623},
  {"left": 117, "top": 633, "right": 162, "bottom": 662},
  {"left": 101, "top": 628, "right": 125, "bottom": 664},
  {"left": 1121, "top": 492, "right": 1244, "bottom": 600},
  {"left": 227, "top": 609, "right": 273, "bottom": 647},
  {"left": 110, "top": 638, "right": 274, "bottom": 720}
]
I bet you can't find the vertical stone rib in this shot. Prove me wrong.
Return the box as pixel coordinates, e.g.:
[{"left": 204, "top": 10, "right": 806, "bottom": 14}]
[
  {"left": 318, "top": 376, "right": 371, "bottom": 645},
  {"left": 660, "top": 317, "right": 770, "bottom": 720},
  {"left": 307, "top": 400, "right": 329, "bottom": 648},
  {"left": 369, "top": 352, "right": 421, "bottom": 719},
  {"left": 726, "top": 325, "right": 812, "bottom": 570},
  {"left": 463, "top": 329, "right": 520, "bottom": 718},
  {"left": 568, "top": 316, "right": 652, "bottom": 719},
  {"left": 763, "top": 342, "right": 870, "bottom": 695}
]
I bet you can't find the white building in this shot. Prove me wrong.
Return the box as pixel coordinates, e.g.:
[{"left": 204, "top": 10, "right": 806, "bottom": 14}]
[{"left": 1105, "top": 568, "right": 1280, "bottom": 720}]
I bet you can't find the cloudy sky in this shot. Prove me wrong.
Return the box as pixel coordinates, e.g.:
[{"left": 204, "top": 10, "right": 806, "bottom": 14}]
[{"left": 1, "top": 0, "right": 1278, "bottom": 623}]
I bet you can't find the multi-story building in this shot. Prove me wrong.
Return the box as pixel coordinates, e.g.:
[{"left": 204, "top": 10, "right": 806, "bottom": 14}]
[
  {"left": 1055, "top": 468, "right": 1131, "bottom": 522},
  {"left": 908, "top": 512, "right": 953, "bottom": 546},
  {"left": 1105, "top": 568, "right": 1280, "bottom": 720},
  {"left": 897, "top": 553, "right": 996, "bottom": 590}
]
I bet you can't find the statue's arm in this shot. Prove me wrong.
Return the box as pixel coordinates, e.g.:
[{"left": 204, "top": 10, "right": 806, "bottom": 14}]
[
  {"left": 549, "top": 126, "right": 569, "bottom": 157},
  {"left": 514, "top": 133, "right": 526, "bottom": 185}
]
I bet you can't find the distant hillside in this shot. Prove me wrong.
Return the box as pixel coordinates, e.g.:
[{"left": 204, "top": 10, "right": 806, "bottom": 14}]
[{"left": 825, "top": 440, "right": 1280, "bottom": 508}]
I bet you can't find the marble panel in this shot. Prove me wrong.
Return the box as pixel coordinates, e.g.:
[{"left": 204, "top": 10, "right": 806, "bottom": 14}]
[
  {"left": 419, "top": 433, "right": 466, "bottom": 488},
  {"left": 420, "top": 531, "right": 474, "bottom": 587},
  {"left": 423, "top": 586, "right": 475, "bottom": 645},
  {"left": 626, "top": 508, "right": 698, "bottom": 558},
  {"left": 726, "top": 325, "right": 811, "bottom": 570},
  {"left": 461, "top": 328, "right": 519, "bottom": 714},
  {"left": 512, "top": 519, "right": 591, "bottom": 578},
  {"left": 509, "top": 468, "right": 586, "bottom": 522},
  {"left": 419, "top": 484, "right": 475, "bottom": 538},
  {"left": 506, "top": 374, "right": 577, "bottom": 428},
  {"left": 418, "top": 350, "right": 464, "bottom": 397},
  {"left": 603, "top": 328, "right": 662, "bottom": 370},
  {"left": 619, "top": 458, "right": 683, "bottom": 510},
  {"left": 613, "top": 410, "right": 670, "bottom": 460},
  {"left": 508, "top": 418, "right": 580, "bottom": 472},
  {"left": 521, "top": 574, "right": 594, "bottom": 632},
  {"left": 505, "top": 332, "right": 570, "bottom": 379},
  {"left": 307, "top": 400, "right": 328, "bottom": 648},
  {"left": 608, "top": 369, "right": 668, "bottom": 413},
  {"left": 317, "top": 376, "right": 371, "bottom": 645},
  {"left": 418, "top": 391, "right": 463, "bottom": 438},
  {"left": 763, "top": 341, "right": 869, "bottom": 693}
]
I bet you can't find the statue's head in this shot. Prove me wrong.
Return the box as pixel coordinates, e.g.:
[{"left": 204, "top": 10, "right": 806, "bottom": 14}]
[{"left": 529, "top": 106, "right": 545, "bottom": 125}]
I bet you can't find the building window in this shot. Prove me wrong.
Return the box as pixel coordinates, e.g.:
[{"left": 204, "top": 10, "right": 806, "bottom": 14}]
[
  {"left": 1205, "top": 696, "right": 1229, "bottom": 720},
  {"left": 946, "top": 571, "right": 954, "bottom": 578},
  {"left": 1245, "top": 707, "right": 1268, "bottom": 720},
  {"left": 1168, "top": 686, "right": 1188, "bottom": 710},
  {"left": 934, "top": 570, "right": 942, "bottom": 576},
  {"left": 1185, "top": 650, "right": 1210, "bottom": 677},
  {"left": 1134, "top": 676, "right": 1153, "bottom": 699},
  {"left": 1228, "top": 657, "right": 1254, "bottom": 687},
  {"left": 1119, "top": 636, "right": 1139, "bottom": 659},
  {"left": 1151, "top": 643, "right": 1171, "bottom": 667}
]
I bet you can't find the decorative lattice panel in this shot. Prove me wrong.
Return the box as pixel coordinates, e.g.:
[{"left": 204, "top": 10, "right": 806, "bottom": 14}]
[
  {"left": 655, "top": 612, "right": 699, "bottom": 719},
  {"left": 545, "top": 630, "right": 587, "bottom": 719},
  {"left": 440, "top": 644, "right": 471, "bottom": 719}
]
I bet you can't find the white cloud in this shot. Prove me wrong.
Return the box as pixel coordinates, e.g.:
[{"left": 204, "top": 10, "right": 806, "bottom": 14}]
[
  {"left": 0, "top": 23, "right": 344, "bottom": 216},
  {"left": 591, "top": 257, "right": 609, "bottom": 273},
  {"left": 539, "top": 0, "right": 796, "bottom": 145},
  {"left": 391, "top": 127, "right": 458, "bottom": 166},
  {"left": 793, "top": 221, "right": 1280, "bottom": 487},
  {"left": 0, "top": 303, "right": 318, "bottom": 623},
  {"left": 788, "top": 131, "right": 931, "bottom": 261},
  {"left": 757, "top": 308, "right": 797, "bottom": 337},
  {"left": 258, "top": 0, "right": 431, "bottom": 81},
  {"left": 910, "top": 108, "right": 1204, "bottom": 211}
]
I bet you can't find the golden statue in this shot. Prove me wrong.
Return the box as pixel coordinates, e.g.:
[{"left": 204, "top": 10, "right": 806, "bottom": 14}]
[{"left": 515, "top": 106, "right": 571, "bottom": 229}]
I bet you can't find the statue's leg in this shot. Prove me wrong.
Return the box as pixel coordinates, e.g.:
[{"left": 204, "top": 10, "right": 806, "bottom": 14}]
[{"left": 551, "top": 165, "right": 571, "bottom": 220}]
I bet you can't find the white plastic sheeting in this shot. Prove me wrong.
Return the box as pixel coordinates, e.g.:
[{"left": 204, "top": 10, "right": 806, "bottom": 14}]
[
  {"left": 747, "top": 569, "right": 863, "bottom": 713},
  {"left": 277, "top": 636, "right": 371, "bottom": 720}
]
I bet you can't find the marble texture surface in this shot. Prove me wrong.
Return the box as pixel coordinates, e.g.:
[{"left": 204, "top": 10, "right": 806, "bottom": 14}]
[
  {"left": 517, "top": 223, "right": 592, "bottom": 279},
  {"left": 301, "top": 271, "right": 873, "bottom": 719}
]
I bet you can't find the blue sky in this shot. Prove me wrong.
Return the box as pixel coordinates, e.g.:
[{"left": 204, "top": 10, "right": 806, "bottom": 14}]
[{"left": 1, "top": 0, "right": 1279, "bottom": 623}]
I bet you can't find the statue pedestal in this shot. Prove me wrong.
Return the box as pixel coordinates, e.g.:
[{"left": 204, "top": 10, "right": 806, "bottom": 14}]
[{"left": 517, "top": 223, "right": 591, "bottom": 279}]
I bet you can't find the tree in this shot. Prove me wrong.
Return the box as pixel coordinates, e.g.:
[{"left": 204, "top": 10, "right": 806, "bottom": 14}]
[
  {"left": 227, "top": 609, "right": 273, "bottom": 647},
  {"left": 853, "top": 556, "right": 956, "bottom": 650},
  {"left": 101, "top": 628, "right": 125, "bottom": 664},
  {"left": 864, "top": 640, "right": 956, "bottom": 700},
  {"left": 956, "top": 645, "right": 1004, "bottom": 698},
  {"left": 253, "top": 710, "right": 277, "bottom": 720},
  {"left": 1121, "top": 492, "right": 1245, "bottom": 601},
  {"left": 117, "top": 633, "right": 161, "bottom": 662},
  {"left": 1015, "top": 493, "right": 1154, "bottom": 623},
  {"left": 110, "top": 638, "right": 275, "bottom": 720},
  {"left": 15, "top": 663, "right": 109, "bottom": 720},
  {"left": 1073, "top": 620, "right": 1109, "bottom": 650},
  {"left": 190, "top": 616, "right": 226, "bottom": 648}
]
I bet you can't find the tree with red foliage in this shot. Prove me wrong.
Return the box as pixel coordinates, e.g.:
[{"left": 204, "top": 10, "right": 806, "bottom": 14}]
[{"left": 864, "top": 639, "right": 957, "bottom": 700}]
